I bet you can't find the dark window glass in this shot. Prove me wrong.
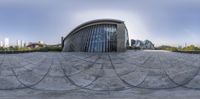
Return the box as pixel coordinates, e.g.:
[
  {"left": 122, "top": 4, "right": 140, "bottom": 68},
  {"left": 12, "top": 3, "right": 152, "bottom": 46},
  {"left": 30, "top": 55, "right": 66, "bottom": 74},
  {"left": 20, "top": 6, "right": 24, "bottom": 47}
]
[{"left": 66, "top": 24, "right": 117, "bottom": 52}]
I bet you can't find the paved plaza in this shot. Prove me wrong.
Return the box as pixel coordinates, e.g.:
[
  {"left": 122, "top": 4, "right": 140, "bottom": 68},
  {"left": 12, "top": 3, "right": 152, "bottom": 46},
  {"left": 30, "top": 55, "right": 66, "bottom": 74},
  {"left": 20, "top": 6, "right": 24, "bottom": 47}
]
[{"left": 0, "top": 50, "right": 200, "bottom": 99}]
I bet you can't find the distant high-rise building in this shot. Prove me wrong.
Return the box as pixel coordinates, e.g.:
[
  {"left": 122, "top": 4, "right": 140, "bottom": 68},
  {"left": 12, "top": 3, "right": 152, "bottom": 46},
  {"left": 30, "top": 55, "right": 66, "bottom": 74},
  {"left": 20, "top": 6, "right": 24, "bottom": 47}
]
[
  {"left": 22, "top": 41, "right": 25, "bottom": 47},
  {"left": 38, "top": 41, "right": 44, "bottom": 44},
  {"left": 4, "top": 38, "right": 9, "bottom": 48},
  {"left": 17, "top": 40, "right": 26, "bottom": 48},
  {"left": 17, "top": 40, "right": 21, "bottom": 48},
  {"left": 0, "top": 41, "right": 3, "bottom": 47},
  {"left": 23, "top": 41, "right": 27, "bottom": 47}
]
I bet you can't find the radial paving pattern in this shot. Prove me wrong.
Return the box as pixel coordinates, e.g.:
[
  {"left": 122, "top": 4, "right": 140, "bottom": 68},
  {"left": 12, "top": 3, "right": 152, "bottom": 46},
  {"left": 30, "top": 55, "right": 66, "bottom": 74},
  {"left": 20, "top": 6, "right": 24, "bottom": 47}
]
[{"left": 0, "top": 50, "right": 200, "bottom": 92}]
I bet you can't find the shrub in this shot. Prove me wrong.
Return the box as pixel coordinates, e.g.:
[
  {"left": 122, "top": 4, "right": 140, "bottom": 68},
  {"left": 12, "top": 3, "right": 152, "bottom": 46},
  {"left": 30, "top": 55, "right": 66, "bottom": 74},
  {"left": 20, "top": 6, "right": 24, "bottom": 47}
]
[
  {"left": 156, "top": 45, "right": 178, "bottom": 52},
  {"left": 182, "top": 45, "right": 200, "bottom": 51}
]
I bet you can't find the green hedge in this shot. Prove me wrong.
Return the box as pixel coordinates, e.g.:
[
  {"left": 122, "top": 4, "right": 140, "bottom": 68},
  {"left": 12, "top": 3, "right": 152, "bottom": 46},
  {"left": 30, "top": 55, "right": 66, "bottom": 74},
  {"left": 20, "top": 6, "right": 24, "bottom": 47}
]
[
  {"left": 156, "top": 45, "right": 178, "bottom": 52},
  {"left": 0, "top": 46, "right": 62, "bottom": 53},
  {"left": 156, "top": 45, "right": 200, "bottom": 52}
]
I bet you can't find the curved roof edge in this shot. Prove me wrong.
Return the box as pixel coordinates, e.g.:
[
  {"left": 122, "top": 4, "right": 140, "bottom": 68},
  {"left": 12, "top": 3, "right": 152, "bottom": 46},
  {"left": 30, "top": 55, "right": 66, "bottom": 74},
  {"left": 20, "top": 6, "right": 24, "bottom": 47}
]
[{"left": 64, "top": 19, "right": 124, "bottom": 40}]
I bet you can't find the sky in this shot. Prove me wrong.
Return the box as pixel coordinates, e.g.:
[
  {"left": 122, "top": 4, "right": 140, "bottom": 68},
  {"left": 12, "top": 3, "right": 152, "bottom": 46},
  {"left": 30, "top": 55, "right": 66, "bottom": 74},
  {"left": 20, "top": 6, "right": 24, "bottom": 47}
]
[{"left": 0, "top": 0, "right": 200, "bottom": 46}]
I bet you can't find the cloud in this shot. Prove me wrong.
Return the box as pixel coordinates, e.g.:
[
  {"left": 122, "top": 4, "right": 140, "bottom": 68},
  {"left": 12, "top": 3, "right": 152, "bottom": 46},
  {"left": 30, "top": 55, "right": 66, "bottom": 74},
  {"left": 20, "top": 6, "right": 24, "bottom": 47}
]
[
  {"left": 0, "top": 0, "right": 200, "bottom": 46},
  {"left": 69, "top": 9, "right": 150, "bottom": 40}
]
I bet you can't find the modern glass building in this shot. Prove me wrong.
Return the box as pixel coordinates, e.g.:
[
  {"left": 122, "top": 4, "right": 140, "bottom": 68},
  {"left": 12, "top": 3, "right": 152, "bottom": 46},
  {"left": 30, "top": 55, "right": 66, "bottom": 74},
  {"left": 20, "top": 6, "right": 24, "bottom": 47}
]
[{"left": 62, "top": 19, "right": 129, "bottom": 52}]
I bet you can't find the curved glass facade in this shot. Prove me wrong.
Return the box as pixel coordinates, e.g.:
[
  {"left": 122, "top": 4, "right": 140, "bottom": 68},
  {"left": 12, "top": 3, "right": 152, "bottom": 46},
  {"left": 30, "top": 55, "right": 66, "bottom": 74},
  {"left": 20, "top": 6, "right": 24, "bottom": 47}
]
[{"left": 64, "top": 24, "right": 117, "bottom": 52}]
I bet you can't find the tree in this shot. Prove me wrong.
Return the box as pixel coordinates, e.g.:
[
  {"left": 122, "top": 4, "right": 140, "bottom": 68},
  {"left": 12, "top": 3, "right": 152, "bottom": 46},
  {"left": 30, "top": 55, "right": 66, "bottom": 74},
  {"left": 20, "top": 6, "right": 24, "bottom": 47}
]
[{"left": 183, "top": 45, "right": 200, "bottom": 51}]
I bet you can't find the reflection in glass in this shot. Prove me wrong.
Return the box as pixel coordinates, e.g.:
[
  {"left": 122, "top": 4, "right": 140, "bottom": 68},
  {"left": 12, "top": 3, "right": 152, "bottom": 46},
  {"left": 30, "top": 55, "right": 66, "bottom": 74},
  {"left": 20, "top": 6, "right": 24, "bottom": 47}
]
[{"left": 66, "top": 24, "right": 117, "bottom": 52}]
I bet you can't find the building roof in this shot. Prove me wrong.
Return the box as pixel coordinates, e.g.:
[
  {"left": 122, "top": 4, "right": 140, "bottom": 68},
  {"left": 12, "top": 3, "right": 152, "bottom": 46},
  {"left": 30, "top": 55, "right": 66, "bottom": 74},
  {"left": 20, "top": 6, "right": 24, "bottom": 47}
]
[{"left": 64, "top": 19, "right": 124, "bottom": 41}]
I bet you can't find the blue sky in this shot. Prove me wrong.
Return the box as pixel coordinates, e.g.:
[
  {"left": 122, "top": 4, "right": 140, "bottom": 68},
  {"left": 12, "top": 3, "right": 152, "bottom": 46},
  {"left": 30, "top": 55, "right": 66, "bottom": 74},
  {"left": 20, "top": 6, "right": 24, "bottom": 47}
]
[{"left": 0, "top": 0, "right": 200, "bottom": 46}]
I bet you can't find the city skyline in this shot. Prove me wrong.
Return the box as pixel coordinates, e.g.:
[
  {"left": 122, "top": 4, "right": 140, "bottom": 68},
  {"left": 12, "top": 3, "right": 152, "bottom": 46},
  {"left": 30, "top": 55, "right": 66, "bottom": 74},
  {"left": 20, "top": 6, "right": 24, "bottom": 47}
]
[
  {"left": 0, "top": 0, "right": 200, "bottom": 46},
  {"left": 0, "top": 37, "right": 44, "bottom": 47}
]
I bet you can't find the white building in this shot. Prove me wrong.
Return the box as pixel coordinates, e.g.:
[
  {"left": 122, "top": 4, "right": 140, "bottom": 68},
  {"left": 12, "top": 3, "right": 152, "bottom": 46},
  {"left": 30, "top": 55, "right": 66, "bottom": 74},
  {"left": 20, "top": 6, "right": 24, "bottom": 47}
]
[
  {"left": 4, "top": 38, "right": 9, "bottom": 48},
  {"left": 22, "top": 41, "right": 25, "bottom": 47},
  {"left": 17, "top": 40, "right": 26, "bottom": 48},
  {"left": 0, "top": 41, "right": 3, "bottom": 47},
  {"left": 131, "top": 39, "right": 155, "bottom": 50},
  {"left": 17, "top": 40, "right": 21, "bottom": 48},
  {"left": 38, "top": 41, "right": 44, "bottom": 44}
]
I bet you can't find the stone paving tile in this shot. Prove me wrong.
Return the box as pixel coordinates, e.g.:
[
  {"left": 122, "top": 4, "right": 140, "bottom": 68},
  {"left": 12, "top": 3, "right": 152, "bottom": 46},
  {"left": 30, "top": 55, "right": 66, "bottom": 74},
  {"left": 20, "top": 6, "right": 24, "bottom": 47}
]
[{"left": 0, "top": 50, "right": 199, "bottom": 98}]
